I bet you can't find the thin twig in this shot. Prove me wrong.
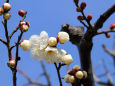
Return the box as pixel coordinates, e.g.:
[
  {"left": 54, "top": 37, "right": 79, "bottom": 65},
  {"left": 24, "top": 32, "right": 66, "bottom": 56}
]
[
  {"left": 80, "top": 11, "right": 92, "bottom": 29},
  {"left": 96, "top": 29, "right": 115, "bottom": 35},
  {"left": 17, "top": 67, "right": 47, "bottom": 86},
  {"left": 102, "top": 44, "right": 115, "bottom": 66},
  {"left": 12, "top": 32, "right": 23, "bottom": 86},
  {"left": 80, "top": 20, "right": 88, "bottom": 28},
  {"left": 0, "top": 38, "right": 7, "bottom": 45},
  {"left": 54, "top": 63, "right": 62, "bottom": 86},
  {"left": 9, "top": 12, "right": 27, "bottom": 39},
  {"left": 40, "top": 61, "right": 51, "bottom": 86}
]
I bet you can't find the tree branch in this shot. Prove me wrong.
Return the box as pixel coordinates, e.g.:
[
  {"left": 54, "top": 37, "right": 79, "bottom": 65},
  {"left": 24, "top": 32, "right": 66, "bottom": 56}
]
[
  {"left": 96, "top": 29, "right": 115, "bottom": 35},
  {"left": 94, "top": 4, "right": 115, "bottom": 30},
  {"left": 54, "top": 63, "right": 62, "bottom": 86},
  {"left": 17, "top": 67, "right": 47, "bottom": 86},
  {"left": 0, "top": 38, "right": 7, "bottom": 45},
  {"left": 40, "top": 61, "right": 51, "bottom": 86},
  {"left": 9, "top": 12, "right": 27, "bottom": 39}
]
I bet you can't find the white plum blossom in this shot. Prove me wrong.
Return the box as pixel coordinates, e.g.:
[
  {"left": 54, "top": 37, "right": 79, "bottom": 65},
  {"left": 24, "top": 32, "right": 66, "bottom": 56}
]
[
  {"left": 57, "top": 32, "right": 69, "bottom": 44},
  {"left": 27, "top": 31, "right": 73, "bottom": 64},
  {"left": 29, "top": 31, "right": 48, "bottom": 50},
  {"left": 30, "top": 47, "right": 45, "bottom": 60},
  {"left": 44, "top": 46, "right": 64, "bottom": 64},
  {"left": 29, "top": 31, "right": 48, "bottom": 60}
]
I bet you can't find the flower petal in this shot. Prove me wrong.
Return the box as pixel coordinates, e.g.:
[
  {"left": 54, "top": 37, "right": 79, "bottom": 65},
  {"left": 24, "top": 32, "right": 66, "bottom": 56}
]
[
  {"left": 29, "top": 35, "right": 40, "bottom": 47},
  {"left": 40, "top": 31, "right": 48, "bottom": 50}
]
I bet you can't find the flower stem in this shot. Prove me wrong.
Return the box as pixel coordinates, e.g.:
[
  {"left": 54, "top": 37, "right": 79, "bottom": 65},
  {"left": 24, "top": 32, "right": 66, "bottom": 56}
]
[{"left": 54, "top": 63, "right": 62, "bottom": 86}]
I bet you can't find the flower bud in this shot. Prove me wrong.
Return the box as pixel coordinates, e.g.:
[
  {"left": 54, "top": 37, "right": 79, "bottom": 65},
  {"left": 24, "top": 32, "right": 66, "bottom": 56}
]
[
  {"left": 3, "top": 3, "right": 11, "bottom": 11},
  {"left": 18, "top": 10, "right": 25, "bottom": 17},
  {"left": 82, "top": 71, "right": 87, "bottom": 79},
  {"left": 0, "top": 8, "right": 4, "bottom": 16},
  {"left": 80, "top": 2, "right": 86, "bottom": 10},
  {"left": 110, "top": 24, "right": 115, "bottom": 30},
  {"left": 69, "top": 76, "right": 75, "bottom": 83},
  {"left": 64, "top": 74, "right": 71, "bottom": 83},
  {"left": 20, "top": 40, "right": 31, "bottom": 51},
  {"left": 8, "top": 60, "right": 16, "bottom": 67},
  {"left": 48, "top": 37, "right": 57, "bottom": 47},
  {"left": 77, "top": 16, "right": 84, "bottom": 20},
  {"left": 105, "top": 33, "right": 110, "bottom": 38},
  {"left": 19, "top": 22, "right": 26, "bottom": 27},
  {"left": 57, "top": 32, "right": 69, "bottom": 44},
  {"left": 73, "top": 65, "right": 80, "bottom": 70},
  {"left": 62, "top": 54, "right": 73, "bottom": 65},
  {"left": 87, "top": 14, "right": 92, "bottom": 21},
  {"left": 20, "top": 25, "right": 29, "bottom": 32},
  {"left": 3, "top": 13, "right": 11, "bottom": 20},
  {"left": 75, "top": 71, "right": 83, "bottom": 79}
]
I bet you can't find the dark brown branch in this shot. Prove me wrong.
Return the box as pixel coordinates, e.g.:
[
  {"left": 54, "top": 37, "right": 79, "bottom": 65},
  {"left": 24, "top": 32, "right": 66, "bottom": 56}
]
[
  {"left": 80, "top": 11, "right": 92, "bottom": 29},
  {"left": 40, "top": 61, "right": 51, "bottom": 86},
  {"left": 94, "top": 4, "right": 115, "bottom": 30},
  {"left": 9, "top": 12, "right": 27, "bottom": 39},
  {"left": 54, "top": 63, "right": 62, "bottom": 86},
  {"left": 80, "top": 20, "right": 88, "bottom": 28},
  {"left": 17, "top": 67, "right": 47, "bottom": 86},
  {"left": 12, "top": 32, "right": 23, "bottom": 86},
  {"left": 96, "top": 29, "right": 115, "bottom": 35},
  {"left": 0, "top": 38, "right": 7, "bottom": 45},
  {"left": 6, "top": 0, "right": 9, "bottom": 3},
  {"left": 2, "top": 20, "right": 12, "bottom": 60}
]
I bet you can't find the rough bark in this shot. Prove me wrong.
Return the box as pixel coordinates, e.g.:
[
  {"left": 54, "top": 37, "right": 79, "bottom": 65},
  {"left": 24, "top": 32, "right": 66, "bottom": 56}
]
[{"left": 78, "top": 39, "right": 94, "bottom": 86}]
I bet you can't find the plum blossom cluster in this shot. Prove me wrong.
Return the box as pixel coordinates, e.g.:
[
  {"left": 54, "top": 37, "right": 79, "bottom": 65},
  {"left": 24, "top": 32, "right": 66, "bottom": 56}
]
[
  {"left": 0, "top": 3, "right": 11, "bottom": 20},
  {"left": 0, "top": 3, "right": 30, "bottom": 32},
  {"left": 20, "top": 31, "right": 73, "bottom": 64},
  {"left": 64, "top": 65, "right": 87, "bottom": 83}
]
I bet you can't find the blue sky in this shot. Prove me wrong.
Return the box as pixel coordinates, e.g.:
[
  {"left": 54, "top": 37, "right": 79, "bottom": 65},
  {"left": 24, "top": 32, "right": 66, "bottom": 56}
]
[{"left": 0, "top": 0, "right": 115, "bottom": 86}]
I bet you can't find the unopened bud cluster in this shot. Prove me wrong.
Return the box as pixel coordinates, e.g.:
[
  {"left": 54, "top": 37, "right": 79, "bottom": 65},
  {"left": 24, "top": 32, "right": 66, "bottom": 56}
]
[
  {"left": 64, "top": 65, "right": 87, "bottom": 83},
  {"left": 0, "top": 3, "right": 26, "bottom": 21},
  {"left": 74, "top": 1, "right": 93, "bottom": 22},
  {"left": 19, "top": 21, "right": 30, "bottom": 32},
  {"left": 0, "top": 3, "right": 11, "bottom": 20},
  {"left": 104, "top": 23, "right": 115, "bottom": 38}
]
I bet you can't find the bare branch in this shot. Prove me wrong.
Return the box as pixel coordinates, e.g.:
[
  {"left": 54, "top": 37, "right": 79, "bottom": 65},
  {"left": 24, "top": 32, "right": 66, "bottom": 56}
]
[
  {"left": 17, "top": 67, "right": 47, "bottom": 86},
  {"left": 94, "top": 4, "right": 115, "bottom": 30},
  {"left": 40, "top": 61, "right": 51, "bottom": 86},
  {"left": 54, "top": 63, "right": 62, "bottom": 86},
  {"left": 0, "top": 38, "right": 7, "bottom": 45},
  {"left": 9, "top": 12, "right": 27, "bottom": 39},
  {"left": 102, "top": 44, "right": 115, "bottom": 56},
  {"left": 80, "top": 20, "right": 88, "bottom": 28},
  {"left": 96, "top": 29, "right": 115, "bottom": 35}
]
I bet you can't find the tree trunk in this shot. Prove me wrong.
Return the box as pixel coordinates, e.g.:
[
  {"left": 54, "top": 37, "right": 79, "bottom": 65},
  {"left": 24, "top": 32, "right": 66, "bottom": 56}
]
[{"left": 78, "top": 39, "right": 95, "bottom": 86}]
